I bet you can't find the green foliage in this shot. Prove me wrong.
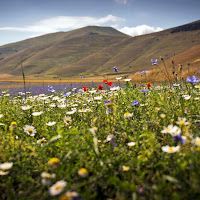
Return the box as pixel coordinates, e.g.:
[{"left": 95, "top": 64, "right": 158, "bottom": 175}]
[{"left": 0, "top": 82, "right": 200, "bottom": 199}]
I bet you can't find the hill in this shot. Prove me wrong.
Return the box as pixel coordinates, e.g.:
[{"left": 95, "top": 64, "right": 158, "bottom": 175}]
[{"left": 0, "top": 21, "right": 200, "bottom": 79}]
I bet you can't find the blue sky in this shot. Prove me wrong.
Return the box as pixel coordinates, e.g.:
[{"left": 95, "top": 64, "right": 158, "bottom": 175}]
[{"left": 0, "top": 0, "right": 200, "bottom": 46}]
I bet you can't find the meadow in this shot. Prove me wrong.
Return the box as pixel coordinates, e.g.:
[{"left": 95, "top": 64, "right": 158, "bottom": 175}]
[{"left": 0, "top": 74, "right": 200, "bottom": 200}]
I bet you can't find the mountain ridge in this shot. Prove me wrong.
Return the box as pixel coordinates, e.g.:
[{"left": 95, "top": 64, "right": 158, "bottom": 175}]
[{"left": 0, "top": 21, "right": 200, "bottom": 79}]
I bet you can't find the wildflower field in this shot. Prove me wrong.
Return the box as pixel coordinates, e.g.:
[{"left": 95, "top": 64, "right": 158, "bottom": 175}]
[{"left": 0, "top": 75, "right": 200, "bottom": 200}]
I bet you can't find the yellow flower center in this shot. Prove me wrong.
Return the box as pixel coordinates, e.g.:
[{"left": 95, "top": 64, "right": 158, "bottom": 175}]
[
  {"left": 123, "top": 166, "right": 130, "bottom": 171},
  {"left": 65, "top": 119, "right": 70, "bottom": 123},
  {"left": 92, "top": 127, "right": 97, "bottom": 131},
  {"left": 79, "top": 168, "right": 87, "bottom": 174},
  {"left": 55, "top": 185, "right": 61, "bottom": 190},
  {"left": 11, "top": 122, "right": 17, "bottom": 126},
  {"left": 28, "top": 129, "right": 33, "bottom": 134},
  {"left": 4, "top": 166, "right": 10, "bottom": 170},
  {"left": 169, "top": 147, "right": 173, "bottom": 152},
  {"left": 180, "top": 121, "right": 185, "bottom": 125},
  {"left": 49, "top": 157, "right": 60, "bottom": 165},
  {"left": 78, "top": 168, "right": 88, "bottom": 177}
]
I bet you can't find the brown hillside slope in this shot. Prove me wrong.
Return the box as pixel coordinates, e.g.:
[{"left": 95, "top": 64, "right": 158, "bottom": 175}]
[
  {"left": 131, "top": 45, "right": 200, "bottom": 82},
  {"left": 0, "top": 26, "right": 129, "bottom": 77},
  {"left": 46, "top": 20, "right": 200, "bottom": 77},
  {"left": 0, "top": 21, "right": 200, "bottom": 79}
]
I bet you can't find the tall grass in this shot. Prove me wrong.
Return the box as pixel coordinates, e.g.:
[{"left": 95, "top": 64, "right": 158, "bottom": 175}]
[{"left": 0, "top": 76, "right": 199, "bottom": 199}]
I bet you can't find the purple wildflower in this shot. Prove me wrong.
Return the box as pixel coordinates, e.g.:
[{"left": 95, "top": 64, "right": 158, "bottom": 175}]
[
  {"left": 141, "top": 89, "right": 148, "bottom": 93},
  {"left": 141, "top": 70, "right": 148, "bottom": 74},
  {"left": 131, "top": 100, "right": 139, "bottom": 106},
  {"left": 172, "top": 134, "right": 186, "bottom": 144},
  {"left": 114, "top": 66, "right": 118, "bottom": 72},
  {"left": 186, "top": 76, "right": 199, "bottom": 83},
  {"left": 151, "top": 59, "right": 158, "bottom": 65}
]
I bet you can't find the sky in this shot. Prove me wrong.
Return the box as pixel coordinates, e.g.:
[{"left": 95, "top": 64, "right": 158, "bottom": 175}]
[{"left": 0, "top": 0, "right": 200, "bottom": 46}]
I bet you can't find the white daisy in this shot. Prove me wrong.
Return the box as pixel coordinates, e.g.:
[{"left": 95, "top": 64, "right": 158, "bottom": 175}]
[
  {"left": 32, "top": 111, "right": 43, "bottom": 116},
  {"left": 63, "top": 191, "right": 79, "bottom": 199},
  {"left": 37, "top": 137, "right": 47, "bottom": 145},
  {"left": 39, "top": 96, "right": 49, "bottom": 101},
  {"left": 161, "top": 125, "right": 179, "bottom": 134},
  {"left": 89, "top": 90, "right": 97, "bottom": 94},
  {"left": 183, "top": 95, "right": 191, "bottom": 100},
  {"left": 124, "top": 112, "right": 133, "bottom": 118},
  {"left": 41, "top": 172, "right": 56, "bottom": 185},
  {"left": 106, "top": 134, "right": 114, "bottom": 142},
  {"left": 94, "top": 96, "right": 102, "bottom": 100},
  {"left": 162, "top": 145, "right": 180, "bottom": 153},
  {"left": 0, "top": 162, "right": 13, "bottom": 170},
  {"left": 194, "top": 137, "right": 200, "bottom": 146},
  {"left": 63, "top": 116, "right": 72, "bottom": 124},
  {"left": 21, "top": 105, "right": 32, "bottom": 110},
  {"left": 52, "top": 96, "right": 60, "bottom": 101},
  {"left": 127, "top": 142, "right": 136, "bottom": 146},
  {"left": 0, "top": 170, "right": 9, "bottom": 175},
  {"left": 46, "top": 121, "right": 56, "bottom": 126},
  {"left": 176, "top": 117, "right": 189, "bottom": 126},
  {"left": 24, "top": 125, "right": 37, "bottom": 136},
  {"left": 124, "top": 79, "right": 131, "bottom": 82},
  {"left": 57, "top": 104, "right": 66, "bottom": 109},
  {"left": 49, "top": 103, "right": 56, "bottom": 108},
  {"left": 110, "top": 86, "right": 120, "bottom": 91},
  {"left": 49, "top": 180, "right": 67, "bottom": 196},
  {"left": 122, "top": 166, "right": 130, "bottom": 171},
  {"left": 66, "top": 110, "right": 76, "bottom": 115}
]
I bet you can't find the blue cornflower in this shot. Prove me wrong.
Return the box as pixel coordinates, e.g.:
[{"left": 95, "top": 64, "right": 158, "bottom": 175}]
[
  {"left": 151, "top": 59, "right": 158, "bottom": 65},
  {"left": 198, "top": 71, "right": 200, "bottom": 74},
  {"left": 186, "top": 75, "right": 199, "bottom": 83},
  {"left": 114, "top": 66, "right": 118, "bottom": 72},
  {"left": 172, "top": 134, "right": 186, "bottom": 144},
  {"left": 141, "top": 70, "right": 148, "bottom": 74},
  {"left": 80, "top": 76, "right": 84, "bottom": 78},
  {"left": 48, "top": 86, "right": 55, "bottom": 92},
  {"left": 63, "top": 93, "right": 70, "bottom": 97},
  {"left": 141, "top": 89, "right": 148, "bottom": 93},
  {"left": 131, "top": 100, "right": 139, "bottom": 106},
  {"left": 114, "top": 143, "right": 118, "bottom": 147}
]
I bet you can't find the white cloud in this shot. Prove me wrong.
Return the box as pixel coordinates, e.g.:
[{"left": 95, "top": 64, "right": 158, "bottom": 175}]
[
  {"left": 115, "top": 0, "right": 128, "bottom": 4},
  {"left": 119, "top": 25, "right": 163, "bottom": 36},
  {"left": 0, "top": 15, "right": 125, "bottom": 34}
]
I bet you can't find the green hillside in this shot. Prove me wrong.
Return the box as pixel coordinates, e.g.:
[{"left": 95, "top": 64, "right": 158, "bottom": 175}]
[{"left": 0, "top": 21, "right": 200, "bottom": 78}]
